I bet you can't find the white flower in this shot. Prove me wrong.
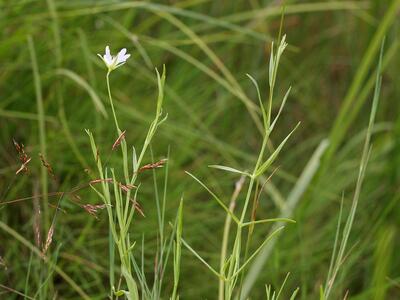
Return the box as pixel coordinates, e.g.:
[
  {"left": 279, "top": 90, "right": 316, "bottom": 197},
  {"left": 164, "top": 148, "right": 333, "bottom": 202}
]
[{"left": 98, "top": 46, "right": 130, "bottom": 71}]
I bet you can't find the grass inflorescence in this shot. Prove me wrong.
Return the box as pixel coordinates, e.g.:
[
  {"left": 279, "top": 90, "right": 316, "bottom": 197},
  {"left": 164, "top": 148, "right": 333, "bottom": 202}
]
[{"left": 0, "top": 1, "right": 399, "bottom": 299}]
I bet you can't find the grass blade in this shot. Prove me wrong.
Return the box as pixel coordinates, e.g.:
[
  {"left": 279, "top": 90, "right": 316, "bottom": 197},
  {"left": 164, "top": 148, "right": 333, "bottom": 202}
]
[{"left": 241, "top": 139, "right": 329, "bottom": 299}]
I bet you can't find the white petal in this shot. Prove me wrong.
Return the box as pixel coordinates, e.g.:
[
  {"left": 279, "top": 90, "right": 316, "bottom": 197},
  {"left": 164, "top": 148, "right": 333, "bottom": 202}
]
[
  {"left": 116, "top": 55, "right": 124, "bottom": 64},
  {"left": 103, "top": 46, "right": 113, "bottom": 65},
  {"left": 116, "top": 49, "right": 130, "bottom": 64},
  {"left": 118, "top": 48, "right": 127, "bottom": 56},
  {"left": 104, "top": 55, "right": 113, "bottom": 66}
]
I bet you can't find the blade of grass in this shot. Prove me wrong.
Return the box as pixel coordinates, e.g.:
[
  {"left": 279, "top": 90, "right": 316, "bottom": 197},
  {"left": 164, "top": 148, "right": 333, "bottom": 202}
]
[
  {"left": 224, "top": 1, "right": 369, "bottom": 24},
  {"left": 171, "top": 198, "right": 183, "bottom": 300},
  {"left": 29, "top": 1, "right": 270, "bottom": 42},
  {"left": 54, "top": 68, "right": 108, "bottom": 118},
  {"left": 27, "top": 35, "right": 49, "bottom": 229},
  {"left": 208, "top": 165, "right": 252, "bottom": 177},
  {"left": 231, "top": 226, "right": 285, "bottom": 278},
  {"left": 0, "top": 284, "right": 35, "bottom": 300},
  {"left": 219, "top": 176, "right": 245, "bottom": 300},
  {"left": 255, "top": 122, "right": 300, "bottom": 177},
  {"left": 0, "top": 221, "right": 90, "bottom": 299},
  {"left": 0, "top": 109, "right": 57, "bottom": 123},
  {"left": 185, "top": 171, "right": 240, "bottom": 224},
  {"left": 321, "top": 0, "right": 400, "bottom": 171},
  {"left": 154, "top": 11, "right": 262, "bottom": 131},
  {"left": 324, "top": 39, "right": 384, "bottom": 300},
  {"left": 241, "top": 139, "right": 330, "bottom": 299},
  {"left": 24, "top": 251, "right": 34, "bottom": 299},
  {"left": 181, "top": 238, "right": 224, "bottom": 280}
]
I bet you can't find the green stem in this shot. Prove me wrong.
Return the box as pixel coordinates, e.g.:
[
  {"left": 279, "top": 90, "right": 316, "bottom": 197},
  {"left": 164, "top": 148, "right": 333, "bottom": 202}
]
[
  {"left": 219, "top": 185, "right": 240, "bottom": 300},
  {"left": 28, "top": 36, "right": 49, "bottom": 230},
  {"left": 106, "top": 71, "right": 121, "bottom": 133},
  {"left": 240, "top": 134, "right": 268, "bottom": 222}
]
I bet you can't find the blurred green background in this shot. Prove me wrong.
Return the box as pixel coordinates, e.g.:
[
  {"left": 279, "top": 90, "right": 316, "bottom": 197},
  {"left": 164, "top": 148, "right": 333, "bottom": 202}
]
[{"left": 1, "top": 0, "right": 399, "bottom": 299}]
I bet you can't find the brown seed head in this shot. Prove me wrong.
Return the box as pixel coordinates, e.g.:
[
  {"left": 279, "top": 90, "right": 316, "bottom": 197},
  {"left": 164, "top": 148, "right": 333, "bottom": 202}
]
[
  {"left": 42, "top": 224, "right": 55, "bottom": 254},
  {"left": 82, "top": 203, "right": 107, "bottom": 219},
  {"left": 39, "top": 153, "right": 56, "bottom": 180},
  {"left": 13, "top": 139, "right": 31, "bottom": 174},
  {"left": 112, "top": 130, "right": 126, "bottom": 150},
  {"left": 139, "top": 159, "right": 168, "bottom": 172}
]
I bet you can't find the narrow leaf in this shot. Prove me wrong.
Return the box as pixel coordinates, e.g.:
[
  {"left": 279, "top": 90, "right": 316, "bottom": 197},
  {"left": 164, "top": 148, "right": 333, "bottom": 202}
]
[
  {"left": 181, "top": 238, "right": 224, "bottom": 280},
  {"left": 256, "top": 122, "right": 300, "bottom": 177},
  {"left": 185, "top": 171, "right": 240, "bottom": 224},
  {"left": 247, "top": 74, "right": 267, "bottom": 129},
  {"left": 209, "top": 165, "right": 251, "bottom": 177},
  {"left": 270, "top": 87, "right": 291, "bottom": 132}
]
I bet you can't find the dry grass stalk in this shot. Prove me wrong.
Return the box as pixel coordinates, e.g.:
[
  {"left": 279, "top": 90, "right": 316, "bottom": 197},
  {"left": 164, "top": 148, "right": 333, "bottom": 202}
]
[
  {"left": 119, "top": 183, "right": 136, "bottom": 192},
  {"left": 15, "top": 157, "right": 31, "bottom": 175},
  {"left": 33, "top": 182, "right": 42, "bottom": 248},
  {"left": 13, "top": 139, "right": 31, "bottom": 174},
  {"left": 112, "top": 130, "right": 126, "bottom": 150},
  {"left": 81, "top": 203, "right": 107, "bottom": 219},
  {"left": 90, "top": 178, "right": 113, "bottom": 185},
  {"left": 42, "top": 223, "right": 54, "bottom": 255},
  {"left": 0, "top": 256, "right": 7, "bottom": 270},
  {"left": 130, "top": 198, "right": 145, "bottom": 217},
  {"left": 39, "top": 153, "right": 56, "bottom": 180},
  {"left": 139, "top": 159, "right": 168, "bottom": 172}
]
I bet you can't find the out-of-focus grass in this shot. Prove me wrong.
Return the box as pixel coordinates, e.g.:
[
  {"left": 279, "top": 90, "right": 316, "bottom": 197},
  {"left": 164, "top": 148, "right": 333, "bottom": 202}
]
[{"left": 0, "top": 1, "right": 399, "bottom": 299}]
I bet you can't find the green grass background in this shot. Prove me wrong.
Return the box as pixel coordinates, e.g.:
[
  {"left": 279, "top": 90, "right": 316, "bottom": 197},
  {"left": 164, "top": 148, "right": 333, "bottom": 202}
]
[{"left": 1, "top": 0, "right": 399, "bottom": 299}]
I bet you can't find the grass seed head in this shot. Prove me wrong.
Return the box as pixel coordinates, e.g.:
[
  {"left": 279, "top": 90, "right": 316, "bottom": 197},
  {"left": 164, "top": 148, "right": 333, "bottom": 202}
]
[
  {"left": 13, "top": 139, "right": 31, "bottom": 174},
  {"left": 82, "top": 203, "right": 107, "bottom": 219},
  {"left": 130, "top": 198, "right": 145, "bottom": 217},
  {"left": 42, "top": 224, "right": 55, "bottom": 255},
  {"left": 139, "top": 159, "right": 168, "bottom": 172},
  {"left": 0, "top": 256, "right": 7, "bottom": 270},
  {"left": 39, "top": 153, "right": 56, "bottom": 180},
  {"left": 112, "top": 130, "right": 126, "bottom": 150}
]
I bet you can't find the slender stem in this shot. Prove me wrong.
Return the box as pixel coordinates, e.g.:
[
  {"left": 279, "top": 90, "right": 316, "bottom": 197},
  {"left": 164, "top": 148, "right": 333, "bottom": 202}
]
[
  {"left": 28, "top": 36, "right": 49, "bottom": 230},
  {"left": 225, "top": 130, "right": 269, "bottom": 299},
  {"left": 240, "top": 134, "right": 268, "bottom": 222},
  {"left": 237, "top": 183, "right": 259, "bottom": 298},
  {"left": 104, "top": 74, "right": 140, "bottom": 298},
  {"left": 219, "top": 177, "right": 244, "bottom": 300},
  {"left": 106, "top": 71, "right": 120, "bottom": 133}
]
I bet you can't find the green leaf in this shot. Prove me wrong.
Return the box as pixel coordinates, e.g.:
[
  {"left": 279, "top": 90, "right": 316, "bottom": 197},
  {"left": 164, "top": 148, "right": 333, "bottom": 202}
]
[
  {"left": 232, "top": 226, "right": 285, "bottom": 278},
  {"left": 185, "top": 171, "right": 240, "bottom": 224},
  {"left": 255, "top": 122, "right": 300, "bottom": 177},
  {"left": 246, "top": 74, "right": 268, "bottom": 130},
  {"left": 208, "top": 165, "right": 251, "bottom": 177},
  {"left": 114, "top": 290, "right": 125, "bottom": 297},
  {"left": 121, "top": 266, "right": 139, "bottom": 300},
  {"left": 54, "top": 68, "right": 108, "bottom": 118},
  {"left": 290, "top": 288, "right": 300, "bottom": 300},
  {"left": 132, "top": 146, "right": 138, "bottom": 173},
  {"left": 181, "top": 238, "right": 225, "bottom": 280},
  {"left": 270, "top": 87, "right": 291, "bottom": 132},
  {"left": 241, "top": 218, "right": 295, "bottom": 227}
]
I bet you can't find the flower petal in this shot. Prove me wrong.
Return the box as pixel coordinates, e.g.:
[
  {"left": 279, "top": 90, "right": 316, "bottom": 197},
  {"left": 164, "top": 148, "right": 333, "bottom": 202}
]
[
  {"left": 104, "top": 46, "right": 113, "bottom": 66},
  {"left": 119, "top": 48, "right": 127, "bottom": 56},
  {"left": 116, "top": 48, "right": 130, "bottom": 64}
]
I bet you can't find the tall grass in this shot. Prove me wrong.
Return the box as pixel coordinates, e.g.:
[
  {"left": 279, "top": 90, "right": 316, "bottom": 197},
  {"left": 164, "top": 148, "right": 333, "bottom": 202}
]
[
  {"left": 86, "top": 60, "right": 169, "bottom": 298},
  {"left": 82, "top": 34, "right": 295, "bottom": 299},
  {"left": 322, "top": 40, "right": 384, "bottom": 300},
  {"left": 0, "top": 1, "right": 399, "bottom": 299},
  {"left": 182, "top": 34, "right": 298, "bottom": 300}
]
